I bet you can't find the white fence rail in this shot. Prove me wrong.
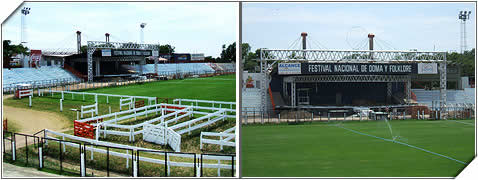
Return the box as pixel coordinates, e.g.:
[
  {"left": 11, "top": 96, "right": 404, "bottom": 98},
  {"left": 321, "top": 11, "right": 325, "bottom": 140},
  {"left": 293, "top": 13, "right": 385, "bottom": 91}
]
[
  {"left": 44, "top": 129, "right": 233, "bottom": 170},
  {"left": 81, "top": 103, "right": 98, "bottom": 118},
  {"left": 200, "top": 127, "right": 236, "bottom": 150},
  {"left": 18, "top": 89, "right": 33, "bottom": 99},
  {"left": 174, "top": 99, "right": 236, "bottom": 109}
]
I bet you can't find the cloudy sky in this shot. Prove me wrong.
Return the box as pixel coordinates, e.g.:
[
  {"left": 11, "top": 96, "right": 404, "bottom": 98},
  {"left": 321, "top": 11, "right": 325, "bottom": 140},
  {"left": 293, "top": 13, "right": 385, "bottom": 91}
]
[
  {"left": 243, "top": 2, "right": 476, "bottom": 52},
  {"left": 2, "top": 2, "right": 237, "bottom": 57}
]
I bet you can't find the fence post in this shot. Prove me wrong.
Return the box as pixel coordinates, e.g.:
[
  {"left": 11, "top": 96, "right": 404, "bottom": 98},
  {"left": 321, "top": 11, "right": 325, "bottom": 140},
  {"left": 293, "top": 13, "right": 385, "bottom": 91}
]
[
  {"left": 60, "top": 99, "right": 63, "bottom": 112},
  {"left": 133, "top": 154, "right": 138, "bottom": 177},
  {"left": 38, "top": 145, "right": 43, "bottom": 168},
  {"left": 61, "top": 91, "right": 64, "bottom": 100},
  {"left": 12, "top": 140, "right": 16, "bottom": 161},
  {"left": 29, "top": 96, "right": 32, "bottom": 107},
  {"left": 80, "top": 145, "right": 85, "bottom": 177},
  {"left": 278, "top": 113, "right": 281, "bottom": 123}
]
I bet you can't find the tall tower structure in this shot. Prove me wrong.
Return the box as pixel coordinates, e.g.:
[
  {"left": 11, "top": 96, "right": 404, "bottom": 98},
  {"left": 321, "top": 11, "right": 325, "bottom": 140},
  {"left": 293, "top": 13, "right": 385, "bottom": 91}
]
[
  {"left": 459, "top": 10, "right": 471, "bottom": 53},
  {"left": 140, "top": 23, "right": 147, "bottom": 44},
  {"left": 20, "top": 7, "right": 31, "bottom": 45}
]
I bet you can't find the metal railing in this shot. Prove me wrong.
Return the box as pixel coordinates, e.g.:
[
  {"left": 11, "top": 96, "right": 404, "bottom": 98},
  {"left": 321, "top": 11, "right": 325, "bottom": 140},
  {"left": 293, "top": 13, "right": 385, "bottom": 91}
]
[
  {"left": 3, "top": 130, "right": 235, "bottom": 177},
  {"left": 241, "top": 104, "right": 475, "bottom": 124}
]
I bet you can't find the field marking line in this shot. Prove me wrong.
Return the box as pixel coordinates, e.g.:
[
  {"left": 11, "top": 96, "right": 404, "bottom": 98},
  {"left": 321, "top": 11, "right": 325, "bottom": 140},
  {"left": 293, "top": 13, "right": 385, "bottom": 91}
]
[
  {"left": 333, "top": 124, "right": 468, "bottom": 165},
  {"left": 446, "top": 120, "right": 475, "bottom": 126}
]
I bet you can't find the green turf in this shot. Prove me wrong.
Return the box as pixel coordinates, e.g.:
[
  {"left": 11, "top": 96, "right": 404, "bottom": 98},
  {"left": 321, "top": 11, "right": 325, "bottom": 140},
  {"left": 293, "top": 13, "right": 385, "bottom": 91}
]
[
  {"left": 3, "top": 75, "right": 236, "bottom": 123},
  {"left": 241, "top": 120, "right": 474, "bottom": 177},
  {"left": 81, "top": 74, "right": 236, "bottom": 102}
]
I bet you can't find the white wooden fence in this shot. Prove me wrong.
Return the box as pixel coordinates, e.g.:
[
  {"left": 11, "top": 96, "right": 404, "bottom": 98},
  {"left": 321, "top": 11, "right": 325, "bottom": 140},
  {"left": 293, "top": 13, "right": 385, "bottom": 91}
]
[
  {"left": 44, "top": 129, "right": 234, "bottom": 175},
  {"left": 120, "top": 97, "right": 134, "bottom": 111},
  {"left": 200, "top": 127, "right": 236, "bottom": 150},
  {"left": 81, "top": 103, "right": 98, "bottom": 118},
  {"left": 174, "top": 99, "right": 235, "bottom": 109},
  {"left": 18, "top": 89, "right": 33, "bottom": 99}
]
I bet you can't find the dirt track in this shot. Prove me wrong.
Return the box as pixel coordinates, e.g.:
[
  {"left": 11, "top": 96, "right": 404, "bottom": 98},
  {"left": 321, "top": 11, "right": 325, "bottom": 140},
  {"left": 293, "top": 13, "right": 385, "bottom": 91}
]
[{"left": 3, "top": 105, "right": 70, "bottom": 135}]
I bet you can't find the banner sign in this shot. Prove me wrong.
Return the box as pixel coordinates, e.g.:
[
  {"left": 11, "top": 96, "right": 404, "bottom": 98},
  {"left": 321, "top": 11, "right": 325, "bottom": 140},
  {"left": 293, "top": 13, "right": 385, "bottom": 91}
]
[
  {"left": 417, "top": 63, "right": 438, "bottom": 74},
  {"left": 30, "top": 50, "right": 42, "bottom": 61},
  {"left": 111, "top": 50, "right": 152, "bottom": 56},
  {"left": 303, "top": 63, "right": 416, "bottom": 75},
  {"left": 191, "top": 53, "right": 205, "bottom": 61},
  {"left": 278, "top": 63, "right": 302, "bottom": 75},
  {"left": 293, "top": 63, "right": 418, "bottom": 75},
  {"left": 101, "top": 49, "right": 112, "bottom": 56}
]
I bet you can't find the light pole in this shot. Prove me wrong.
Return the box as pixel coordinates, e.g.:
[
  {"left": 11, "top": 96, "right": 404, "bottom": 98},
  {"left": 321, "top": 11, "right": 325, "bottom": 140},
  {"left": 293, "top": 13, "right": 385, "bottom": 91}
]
[
  {"left": 458, "top": 10, "right": 471, "bottom": 53},
  {"left": 21, "top": 7, "right": 31, "bottom": 45},
  {"left": 140, "top": 23, "right": 147, "bottom": 44}
]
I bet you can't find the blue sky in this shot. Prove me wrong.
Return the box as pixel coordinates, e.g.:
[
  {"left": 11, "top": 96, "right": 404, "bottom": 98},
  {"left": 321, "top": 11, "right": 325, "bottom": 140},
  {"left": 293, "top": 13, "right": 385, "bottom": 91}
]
[
  {"left": 2, "top": 2, "right": 237, "bottom": 57},
  {"left": 243, "top": 2, "right": 476, "bottom": 52}
]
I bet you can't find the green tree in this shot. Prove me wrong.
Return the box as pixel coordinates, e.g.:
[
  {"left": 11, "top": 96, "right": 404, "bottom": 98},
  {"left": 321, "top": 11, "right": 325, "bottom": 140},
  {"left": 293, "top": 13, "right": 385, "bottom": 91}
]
[
  {"left": 3, "top": 40, "right": 29, "bottom": 68},
  {"left": 447, "top": 48, "right": 475, "bottom": 76},
  {"left": 158, "top": 44, "right": 175, "bottom": 54},
  {"left": 219, "top": 42, "right": 236, "bottom": 63}
]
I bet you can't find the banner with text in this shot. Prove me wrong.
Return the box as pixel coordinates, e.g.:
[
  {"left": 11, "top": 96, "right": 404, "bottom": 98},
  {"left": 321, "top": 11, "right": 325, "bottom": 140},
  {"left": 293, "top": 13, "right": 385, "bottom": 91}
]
[
  {"left": 278, "top": 63, "right": 302, "bottom": 75},
  {"left": 298, "top": 63, "right": 418, "bottom": 75}
]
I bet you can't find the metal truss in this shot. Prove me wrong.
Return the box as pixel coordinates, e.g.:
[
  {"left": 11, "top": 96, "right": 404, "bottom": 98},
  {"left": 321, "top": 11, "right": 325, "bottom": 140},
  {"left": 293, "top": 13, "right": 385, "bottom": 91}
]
[
  {"left": 284, "top": 75, "right": 410, "bottom": 83},
  {"left": 260, "top": 49, "right": 446, "bottom": 63},
  {"left": 257, "top": 49, "right": 447, "bottom": 116},
  {"left": 87, "top": 41, "right": 159, "bottom": 82},
  {"left": 42, "top": 48, "right": 77, "bottom": 56}
]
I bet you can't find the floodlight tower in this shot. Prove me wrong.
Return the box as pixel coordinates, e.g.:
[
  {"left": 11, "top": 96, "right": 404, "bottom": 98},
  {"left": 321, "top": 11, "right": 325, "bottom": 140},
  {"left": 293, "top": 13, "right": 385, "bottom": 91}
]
[
  {"left": 458, "top": 10, "right": 471, "bottom": 53},
  {"left": 20, "top": 7, "right": 31, "bottom": 45},
  {"left": 140, "top": 23, "right": 147, "bottom": 44}
]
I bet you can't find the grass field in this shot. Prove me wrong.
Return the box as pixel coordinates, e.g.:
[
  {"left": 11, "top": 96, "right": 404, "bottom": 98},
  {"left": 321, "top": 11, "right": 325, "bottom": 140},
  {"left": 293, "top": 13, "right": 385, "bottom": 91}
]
[
  {"left": 3, "top": 75, "right": 236, "bottom": 152},
  {"left": 242, "top": 119, "right": 475, "bottom": 177},
  {"left": 3, "top": 74, "right": 236, "bottom": 123}
]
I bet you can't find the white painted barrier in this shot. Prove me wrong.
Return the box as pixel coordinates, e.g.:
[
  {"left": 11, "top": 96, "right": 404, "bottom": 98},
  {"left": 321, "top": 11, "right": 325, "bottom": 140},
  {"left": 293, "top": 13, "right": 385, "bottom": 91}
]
[
  {"left": 120, "top": 97, "right": 133, "bottom": 111},
  {"left": 174, "top": 99, "right": 235, "bottom": 109},
  {"left": 81, "top": 103, "right": 98, "bottom": 118},
  {"left": 200, "top": 127, "right": 236, "bottom": 150},
  {"left": 18, "top": 89, "right": 33, "bottom": 99},
  {"left": 44, "top": 129, "right": 233, "bottom": 170}
]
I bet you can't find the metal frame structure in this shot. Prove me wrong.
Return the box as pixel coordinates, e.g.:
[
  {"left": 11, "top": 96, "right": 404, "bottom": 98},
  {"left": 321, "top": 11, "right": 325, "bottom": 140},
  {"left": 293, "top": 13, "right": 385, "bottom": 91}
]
[
  {"left": 86, "top": 41, "right": 159, "bottom": 82},
  {"left": 258, "top": 49, "right": 447, "bottom": 119}
]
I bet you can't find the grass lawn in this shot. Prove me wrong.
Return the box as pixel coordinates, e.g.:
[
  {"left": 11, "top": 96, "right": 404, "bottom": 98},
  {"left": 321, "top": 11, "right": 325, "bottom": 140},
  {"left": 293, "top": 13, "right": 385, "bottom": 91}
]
[
  {"left": 241, "top": 119, "right": 474, "bottom": 177},
  {"left": 3, "top": 74, "right": 236, "bottom": 124}
]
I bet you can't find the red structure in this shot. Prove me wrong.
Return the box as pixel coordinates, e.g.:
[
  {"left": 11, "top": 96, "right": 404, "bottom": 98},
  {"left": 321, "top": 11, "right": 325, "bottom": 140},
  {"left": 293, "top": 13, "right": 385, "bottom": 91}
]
[{"left": 74, "top": 118, "right": 103, "bottom": 139}]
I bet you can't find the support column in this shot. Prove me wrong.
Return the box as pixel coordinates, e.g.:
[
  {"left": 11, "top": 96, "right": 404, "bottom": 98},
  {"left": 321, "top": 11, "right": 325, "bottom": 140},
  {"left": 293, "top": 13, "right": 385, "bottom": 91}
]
[
  {"left": 87, "top": 47, "right": 94, "bottom": 82},
  {"left": 95, "top": 60, "right": 101, "bottom": 76},
  {"left": 387, "top": 82, "right": 392, "bottom": 104},
  {"left": 291, "top": 81, "right": 296, "bottom": 107},
  {"left": 154, "top": 58, "right": 158, "bottom": 75},
  {"left": 139, "top": 60, "right": 144, "bottom": 75},
  {"left": 439, "top": 60, "right": 447, "bottom": 119},
  {"left": 406, "top": 77, "right": 411, "bottom": 104}
]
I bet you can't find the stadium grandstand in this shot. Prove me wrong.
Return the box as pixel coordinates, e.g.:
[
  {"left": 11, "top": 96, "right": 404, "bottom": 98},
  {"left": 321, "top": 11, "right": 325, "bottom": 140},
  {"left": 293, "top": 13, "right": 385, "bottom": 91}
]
[{"left": 2, "top": 31, "right": 235, "bottom": 93}]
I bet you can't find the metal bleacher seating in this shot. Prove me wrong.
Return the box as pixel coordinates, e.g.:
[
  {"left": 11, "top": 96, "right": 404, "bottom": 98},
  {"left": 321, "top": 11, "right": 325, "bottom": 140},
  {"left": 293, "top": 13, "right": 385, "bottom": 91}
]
[
  {"left": 411, "top": 88, "right": 475, "bottom": 107},
  {"left": 242, "top": 88, "right": 262, "bottom": 112},
  {"left": 3, "top": 66, "right": 79, "bottom": 88},
  {"left": 136, "top": 63, "right": 216, "bottom": 75}
]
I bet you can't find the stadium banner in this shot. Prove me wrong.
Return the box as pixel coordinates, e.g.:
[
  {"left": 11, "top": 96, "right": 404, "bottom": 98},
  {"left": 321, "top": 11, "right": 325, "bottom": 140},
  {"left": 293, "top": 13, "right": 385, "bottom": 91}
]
[
  {"left": 30, "top": 50, "right": 42, "bottom": 61},
  {"left": 111, "top": 50, "right": 152, "bottom": 56},
  {"left": 278, "top": 63, "right": 302, "bottom": 75},
  {"left": 301, "top": 63, "right": 418, "bottom": 75},
  {"left": 417, "top": 63, "right": 438, "bottom": 74},
  {"left": 172, "top": 53, "right": 191, "bottom": 61},
  {"left": 191, "top": 53, "right": 205, "bottom": 61},
  {"left": 101, "top": 49, "right": 112, "bottom": 56}
]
